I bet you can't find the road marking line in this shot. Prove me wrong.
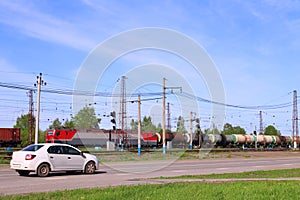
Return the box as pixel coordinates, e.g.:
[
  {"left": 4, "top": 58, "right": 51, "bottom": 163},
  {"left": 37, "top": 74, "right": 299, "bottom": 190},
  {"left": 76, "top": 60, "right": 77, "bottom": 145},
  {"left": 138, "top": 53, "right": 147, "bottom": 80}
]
[
  {"left": 44, "top": 177, "right": 67, "bottom": 180},
  {"left": 216, "top": 168, "right": 229, "bottom": 170},
  {"left": 115, "top": 173, "right": 129, "bottom": 176},
  {"left": 172, "top": 170, "right": 186, "bottom": 173}
]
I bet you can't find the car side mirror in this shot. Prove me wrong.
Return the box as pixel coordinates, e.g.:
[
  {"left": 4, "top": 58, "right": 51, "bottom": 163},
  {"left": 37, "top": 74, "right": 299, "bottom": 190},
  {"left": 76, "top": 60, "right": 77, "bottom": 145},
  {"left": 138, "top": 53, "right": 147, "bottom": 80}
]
[{"left": 80, "top": 152, "right": 86, "bottom": 158}]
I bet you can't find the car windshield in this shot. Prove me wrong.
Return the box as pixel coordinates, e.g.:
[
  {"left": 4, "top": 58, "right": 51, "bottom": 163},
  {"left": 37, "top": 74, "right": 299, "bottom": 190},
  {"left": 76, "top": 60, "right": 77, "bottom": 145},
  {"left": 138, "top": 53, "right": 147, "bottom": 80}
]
[{"left": 22, "top": 144, "right": 44, "bottom": 151}]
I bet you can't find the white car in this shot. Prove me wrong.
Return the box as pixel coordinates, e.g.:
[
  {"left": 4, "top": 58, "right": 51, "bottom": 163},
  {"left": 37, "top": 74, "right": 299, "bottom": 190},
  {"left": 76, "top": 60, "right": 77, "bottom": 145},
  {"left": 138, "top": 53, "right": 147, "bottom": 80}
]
[{"left": 10, "top": 143, "right": 99, "bottom": 177}]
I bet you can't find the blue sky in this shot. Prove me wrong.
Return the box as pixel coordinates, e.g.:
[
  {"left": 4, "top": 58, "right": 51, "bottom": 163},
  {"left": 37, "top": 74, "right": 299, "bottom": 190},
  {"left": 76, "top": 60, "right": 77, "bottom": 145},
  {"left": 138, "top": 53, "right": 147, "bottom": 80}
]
[{"left": 0, "top": 0, "right": 299, "bottom": 134}]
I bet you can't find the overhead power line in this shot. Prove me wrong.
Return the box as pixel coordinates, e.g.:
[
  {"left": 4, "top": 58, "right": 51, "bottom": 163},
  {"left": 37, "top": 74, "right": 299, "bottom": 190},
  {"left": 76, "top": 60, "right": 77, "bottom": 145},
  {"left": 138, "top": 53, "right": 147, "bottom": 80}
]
[
  {"left": 176, "top": 92, "right": 293, "bottom": 110},
  {"left": 0, "top": 82, "right": 162, "bottom": 97},
  {"left": 0, "top": 82, "right": 294, "bottom": 111}
]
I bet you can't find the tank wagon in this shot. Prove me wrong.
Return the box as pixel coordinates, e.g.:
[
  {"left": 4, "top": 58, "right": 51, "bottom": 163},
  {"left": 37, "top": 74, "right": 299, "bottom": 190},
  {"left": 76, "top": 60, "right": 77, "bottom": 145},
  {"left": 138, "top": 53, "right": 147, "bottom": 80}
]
[{"left": 193, "top": 133, "right": 294, "bottom": 149}]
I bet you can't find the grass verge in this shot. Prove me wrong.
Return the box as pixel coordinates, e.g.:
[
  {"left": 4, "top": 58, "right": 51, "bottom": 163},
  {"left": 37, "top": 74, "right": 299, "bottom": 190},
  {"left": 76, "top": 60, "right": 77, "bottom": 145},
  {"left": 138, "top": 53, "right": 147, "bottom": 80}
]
[
  {"left": 2, "top": 181, "right": 300, "bottom": 200},
  {"left": 0, "top": 155, "right": 10, "bottom": 164},
  {"left": 159, "top": 168, "right": 300, "bottom": 179}
]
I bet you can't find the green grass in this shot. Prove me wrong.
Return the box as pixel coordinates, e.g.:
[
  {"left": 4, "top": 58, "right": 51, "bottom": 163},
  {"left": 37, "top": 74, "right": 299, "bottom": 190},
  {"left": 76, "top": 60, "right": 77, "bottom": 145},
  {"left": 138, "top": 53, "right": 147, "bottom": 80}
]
[
  {"left": 0, "top": 160, "right": 10, "bottom": 164},
  {"left": 3, "top": 168, "right": 300, "bottom": 199},
  {"left": 2, "top": 181, "right": 300, "bottom": 200},
  {"left": 0, "top": 155, "right": 10, "bottom": 164},
  {"left": 160, "top": 168, "right": 300, "bottom": 179}
]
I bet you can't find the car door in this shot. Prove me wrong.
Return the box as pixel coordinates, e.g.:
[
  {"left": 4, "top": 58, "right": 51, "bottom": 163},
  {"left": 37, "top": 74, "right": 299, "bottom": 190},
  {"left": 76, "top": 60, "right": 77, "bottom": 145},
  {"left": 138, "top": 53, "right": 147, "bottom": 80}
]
[
  {"left": 47, "top": 146, "right": 68, "bottom": 170},
  {"left": 62, "top": 146, "right": 85, "bottom": 170}
]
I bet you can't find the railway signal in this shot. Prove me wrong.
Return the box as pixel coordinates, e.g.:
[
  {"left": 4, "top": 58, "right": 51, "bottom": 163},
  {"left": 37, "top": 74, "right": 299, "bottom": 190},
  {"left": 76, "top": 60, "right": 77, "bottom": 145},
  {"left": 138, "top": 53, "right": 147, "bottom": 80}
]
[
  {"left": 110, "top": 111, "right": 116, "bottom": 144},
  {"left": 110, "top": 111, "right": 116, "bottom": 131},
  {"left": 195, "top": 118, "right": 201, "bottom": 147},
  {"left": 195, "top": 118, "right": 200, "bottom": 129}
]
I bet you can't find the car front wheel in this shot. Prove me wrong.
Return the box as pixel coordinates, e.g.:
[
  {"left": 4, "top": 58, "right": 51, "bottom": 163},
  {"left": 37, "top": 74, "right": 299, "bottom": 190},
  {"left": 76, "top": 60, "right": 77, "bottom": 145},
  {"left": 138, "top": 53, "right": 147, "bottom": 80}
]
[
  {"left": 84, "top": 161, "right": 96, "bottom": 174},
  {"left": 37, "top": 163, "right": 50, "bottom": 177},
  {"left": 17, "top": 170, "right": 30, "bottom": 176}
]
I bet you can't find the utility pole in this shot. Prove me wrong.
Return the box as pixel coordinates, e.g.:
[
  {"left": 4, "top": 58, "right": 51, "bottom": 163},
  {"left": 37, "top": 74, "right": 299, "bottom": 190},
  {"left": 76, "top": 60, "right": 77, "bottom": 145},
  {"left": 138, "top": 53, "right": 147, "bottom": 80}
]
[
  {"left": 259, "top": 111, "right": 263, "bottom": 134},
  {"left": 167, "top": 102, "right": 171, "bottom": 130},
  {"left": 28, "top": 90, "right": 34, "bottom": 144},
  {"left": 119, "top": 76, "right": 127, "bottom": 148},
  {"left": 292, "top": 90, "right": 298, "bottom": 149},
  {"left": 34, "top": 73, "right": 46, "bottom": 144},
  {"left": 162, "top": 78, "right": 166, "bottom": 154},
  {"left": 162, "top": 78, "right": 182, "bottom": 154},
  {"left": 137, "top": 95, "right": 141, "bottom": 155},
  {"left": 189, "top": 112, "right": 193, "bottom": 150}
]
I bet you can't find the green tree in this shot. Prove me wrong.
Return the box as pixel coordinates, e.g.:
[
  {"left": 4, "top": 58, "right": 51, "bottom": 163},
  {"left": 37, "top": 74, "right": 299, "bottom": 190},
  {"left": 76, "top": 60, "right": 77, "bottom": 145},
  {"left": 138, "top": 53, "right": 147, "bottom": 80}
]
[
  {"left": 39, "top": 131, "right": 46, "bottom": 143},
  {"left": 156, "top": 123, "right": 162, "bottom": 133},
  {"left": 233, "top": 126, "right": 246, "bottom": 135},
  {"left": 130, "top": 117, "right": 157, "bottom": 132},
  {"left": 63, "top": 119, "right": 75, "bottom": 129},
  {"left": 130, "top": 119, "right": 138, "bottom": 130},
  {"left": 176, "top": 116, "right": 187, "bottom": 133},
  {"left": 221, "top": 123, "right": 246, "bottom": 135},
  {"left": 73, "top": 106, "right": 100, "bottom": 129},
  {"left": 142, "top": 116, "right": 156, "bottom": 131},
  {"left": 14, "top": 114, "right": 45, "bottom": 146},
  {"left": 264, "top": 125, "right": 281, "bottom": 136},
  {"left": 49, "top": 118, "right": 63, "bottom": 129},
  {"left": 14, "top": 114, "right": 31, "bottom": 146},
  {"left": 222, "top": 123, "right": 234, "bottom": 135},
  {"left": 205, "top": 128, "right": 220, "bottom": 134}
]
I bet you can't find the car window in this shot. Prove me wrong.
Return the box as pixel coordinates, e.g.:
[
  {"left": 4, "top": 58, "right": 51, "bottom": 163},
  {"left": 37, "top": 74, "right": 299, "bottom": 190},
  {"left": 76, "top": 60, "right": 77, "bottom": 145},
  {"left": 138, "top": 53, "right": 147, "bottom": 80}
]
[
  {"left": 62, "top": 146, "right": 81, "bottom": 155},
  {"left": 22, "top": 144, "right": 44, "bottom": 151},
  {"left": 47, "top": 131, "right": 53, "bottom": 136},
  {"left": 47, "top": 146, "right": 64, "bottom": 154}
]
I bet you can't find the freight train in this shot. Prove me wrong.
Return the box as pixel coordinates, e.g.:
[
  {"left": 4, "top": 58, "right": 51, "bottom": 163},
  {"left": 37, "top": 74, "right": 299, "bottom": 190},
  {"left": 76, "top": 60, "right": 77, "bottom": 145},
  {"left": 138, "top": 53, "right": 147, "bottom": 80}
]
[
  {"left": 0, "top": 128, "right": 21, "bottom": 147},
  {"left": 46, "top": 128, "right": 297, "bottom": 149}
]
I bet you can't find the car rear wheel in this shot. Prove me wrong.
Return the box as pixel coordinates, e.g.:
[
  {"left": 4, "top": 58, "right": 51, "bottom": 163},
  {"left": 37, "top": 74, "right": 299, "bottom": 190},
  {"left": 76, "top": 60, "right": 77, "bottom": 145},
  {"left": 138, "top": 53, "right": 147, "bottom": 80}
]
[
  {"left": 17, "top": 170, "right": 30, "bottom": 176},
  {"left": 84, "top": 161, "right": 95, "bottom": 174},
  {"left": 37, "top": 163, "right": 50, "bottom": 177}
]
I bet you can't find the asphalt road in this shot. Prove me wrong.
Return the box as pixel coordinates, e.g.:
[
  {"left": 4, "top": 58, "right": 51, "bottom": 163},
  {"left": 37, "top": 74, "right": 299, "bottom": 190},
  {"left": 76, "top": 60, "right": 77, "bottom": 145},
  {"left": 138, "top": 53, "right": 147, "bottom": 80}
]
[{"left": 1, "top": 156, "right": 300, "bottom": 196}]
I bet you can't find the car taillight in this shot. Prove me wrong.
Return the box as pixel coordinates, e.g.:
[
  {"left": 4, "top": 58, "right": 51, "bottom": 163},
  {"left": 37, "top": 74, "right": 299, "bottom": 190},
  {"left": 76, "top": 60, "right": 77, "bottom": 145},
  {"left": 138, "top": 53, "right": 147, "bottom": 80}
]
[{"left": 25, "top": 154, "right": 36, "bottom": 160}]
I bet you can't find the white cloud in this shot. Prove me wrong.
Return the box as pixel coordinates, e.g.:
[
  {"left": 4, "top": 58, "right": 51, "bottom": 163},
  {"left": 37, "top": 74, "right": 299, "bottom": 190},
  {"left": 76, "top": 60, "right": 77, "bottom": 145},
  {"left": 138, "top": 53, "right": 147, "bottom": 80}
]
[
  {"left": 0, "top": 58, "right": 15, "bottom": 71},
  {"left": 0, "top": 1, "right": 96, "bottom": 51},
  {"left": 81, "top": 0, "right": 117, "bottom": 16},
  {"left": 0, "top": 58, "right": 34, "bottom": 83}
]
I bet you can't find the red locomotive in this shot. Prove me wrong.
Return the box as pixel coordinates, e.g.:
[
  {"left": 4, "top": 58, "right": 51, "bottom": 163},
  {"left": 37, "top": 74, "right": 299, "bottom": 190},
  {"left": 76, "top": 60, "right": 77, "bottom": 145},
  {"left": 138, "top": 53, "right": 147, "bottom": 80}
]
[{"left": 45, "top": 129, "right": 160, "bottom": 147}]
